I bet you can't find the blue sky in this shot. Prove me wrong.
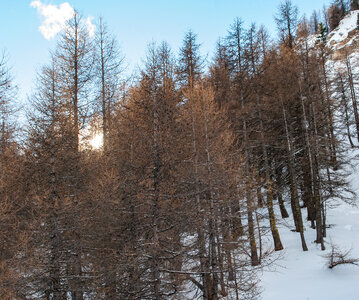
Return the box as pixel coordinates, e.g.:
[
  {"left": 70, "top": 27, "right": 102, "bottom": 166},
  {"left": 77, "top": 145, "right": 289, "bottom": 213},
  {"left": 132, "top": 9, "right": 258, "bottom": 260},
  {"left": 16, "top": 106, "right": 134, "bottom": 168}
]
[{"left": 1, "top": 0, "right": 331, "bottom": 104}]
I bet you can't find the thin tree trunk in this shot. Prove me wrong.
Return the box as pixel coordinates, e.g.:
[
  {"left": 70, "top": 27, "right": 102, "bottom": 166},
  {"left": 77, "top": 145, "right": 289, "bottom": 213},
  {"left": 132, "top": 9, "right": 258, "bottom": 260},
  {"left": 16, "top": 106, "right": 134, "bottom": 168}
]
[
  {"left": 49, "top": 65, "right": 63, "bottom": 300},
  {"left": 255, "top": 212, "right": 263, "bottom": 263},
  {"left": 231, "top": 191, "right": 244, "bottom": 238},
  {"left": 320, "top": 49, "right": 337, "bottom": 166},
  {"left": 203, "top": 98, "right": 219, "bottom": 300},
  {"left": 100, "top": 19, "right": 108, "bottom": 152},
  {"left": 299, "top": 81, "right": 316, "bottom": 227},
  {"left": 275, "top": 165, "right": 289, "bottom": 219},
  {"left": 281, "top": 97, "right": 308, "bottom": 251},
  {"left": 338, "top": 74, "right": 355, "bottom": 147},
  {"left": 256, "top": 176, "right": 263, "bottom": 207},
  {"left": 311, "top": 104, "right": 326, "bottom": 250},
  {"left": 71, "top": 17, "right": 83, "bottom": 299},
  {"left": 241, "top": 93, "right": 259, "bottom": 265},
  {"left": 345, "top": 54, "right": 359, "bottom": 142},
  {"left": 152, "top": 87, "right": 161, "bottom": 300},
  {"left": 256, "top": 95, "right": 283, "bottom": 251},
  {"left": 189, "top": 89, "right": 210, "bottom": 299}
]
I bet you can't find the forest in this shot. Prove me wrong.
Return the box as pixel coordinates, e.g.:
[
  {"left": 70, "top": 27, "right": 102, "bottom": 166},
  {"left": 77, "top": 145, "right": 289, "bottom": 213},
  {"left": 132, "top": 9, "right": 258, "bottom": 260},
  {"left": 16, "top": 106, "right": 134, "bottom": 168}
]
[{"left": 1, "top": 0, "right": 359, "bottom": 299}]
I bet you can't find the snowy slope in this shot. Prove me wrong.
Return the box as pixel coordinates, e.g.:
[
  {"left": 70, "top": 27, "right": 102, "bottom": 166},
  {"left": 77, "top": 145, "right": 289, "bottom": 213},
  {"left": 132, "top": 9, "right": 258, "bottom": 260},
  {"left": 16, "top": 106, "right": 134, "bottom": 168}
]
[
  {"left": 261, "top": 165, "right": 359, "bottom": 300},
  {"left": 328, "top": 10, "right": 359, "bottom": 50},
  {"left": 327, "top": 10, "right": 359, "bottom": 74},
  {"left": 298, "top": 10, "right": 359, "bottom": 54},
  {"left": 261, "top": 12, "right": 359, "bottom": 300}
]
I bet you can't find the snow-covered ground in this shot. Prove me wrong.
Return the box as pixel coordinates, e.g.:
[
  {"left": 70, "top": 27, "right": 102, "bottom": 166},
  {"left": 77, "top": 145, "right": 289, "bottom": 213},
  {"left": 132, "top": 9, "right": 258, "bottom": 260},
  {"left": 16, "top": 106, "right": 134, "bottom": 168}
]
[
  {"left": 261, "top": 13, "right": 359, "bottom": 299},
  {"left": 261, "top": 150, "right": 359, "bottom": 300},
  {"left": 328, "top": 10, "right": 359, "bottom": 50},
  {"left": 326, "top": 11, "right": 359, "bottom": 81}
]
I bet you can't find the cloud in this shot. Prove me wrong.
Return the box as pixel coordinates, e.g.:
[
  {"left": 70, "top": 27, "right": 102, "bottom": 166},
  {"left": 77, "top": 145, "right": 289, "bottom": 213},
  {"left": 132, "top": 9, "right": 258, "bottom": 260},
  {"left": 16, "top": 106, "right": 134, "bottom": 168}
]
[
  {"left": 86, "top": 16, "right": 95, "bottom": 38},
  {"left": 31, "top": 1, "right": 74, "bottom": 40},
  {"left": 31, "top": 1, "right": 96, "bottom": 40}
]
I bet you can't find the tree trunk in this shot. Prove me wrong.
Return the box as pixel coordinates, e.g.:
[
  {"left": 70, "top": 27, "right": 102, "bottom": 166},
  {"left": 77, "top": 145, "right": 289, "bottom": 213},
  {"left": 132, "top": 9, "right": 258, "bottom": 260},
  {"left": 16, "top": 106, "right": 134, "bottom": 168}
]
[
  {"left": 281, "top": 99, "right": 308, "bottom": 251},
  {"left": 299, "top": 81, "right": 316, "bottom": 228},
  {"left": 256, "top": 95, "right": 283, "bottom": 251},
  {"left": 152, "top": 89, "right": 162, "bottom": 300},
  {"left": 311, "top": 104, "right": 326, "bottom": 251},
  {"left": 345, "top": 54, "right": 359, "bottom": 142},
  {"left": 338, "top": 73, "right": 355, "bottom": 147},
  {"left": 320, "top": 49, "right": 337, "bottom": 166},
  {"left": 241, "top": 93, "right": 260, "bottom": 265},
  {"left": 275, "top": 166, "right": 289, "bottom": 219}
]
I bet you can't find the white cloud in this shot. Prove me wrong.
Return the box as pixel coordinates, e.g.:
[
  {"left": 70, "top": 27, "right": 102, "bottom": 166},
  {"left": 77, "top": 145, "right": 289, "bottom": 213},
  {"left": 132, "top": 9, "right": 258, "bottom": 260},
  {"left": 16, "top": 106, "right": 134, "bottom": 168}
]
[
  {"left": 31, "top": 1, "right": 96, "bottom": 40},
  {"left": 31, "top": 1, "right": 74, "bottom": 40},
  {"left": 86, "top": 16, "right": 95, "bottom": 38}
]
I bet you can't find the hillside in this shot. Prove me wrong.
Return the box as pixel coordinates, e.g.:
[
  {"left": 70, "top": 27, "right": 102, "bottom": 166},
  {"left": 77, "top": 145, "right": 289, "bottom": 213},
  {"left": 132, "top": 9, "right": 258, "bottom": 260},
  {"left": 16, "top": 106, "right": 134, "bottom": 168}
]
[
  {"left": 261, "top": 11, "right": 359, "bottom": 300},
  {"left": 261, "top": 157, "right": 359, "bottom": 300}
]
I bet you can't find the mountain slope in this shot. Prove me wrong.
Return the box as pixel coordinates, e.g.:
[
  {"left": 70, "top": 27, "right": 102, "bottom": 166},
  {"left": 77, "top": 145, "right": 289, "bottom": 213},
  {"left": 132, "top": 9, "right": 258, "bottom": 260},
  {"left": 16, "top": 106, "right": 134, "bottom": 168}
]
[
  {"left": 261, "top": 158, "right": 359, "bottom": 300},
  {"left": 261, "top": 11, "right": 359, "bottom": 300}
]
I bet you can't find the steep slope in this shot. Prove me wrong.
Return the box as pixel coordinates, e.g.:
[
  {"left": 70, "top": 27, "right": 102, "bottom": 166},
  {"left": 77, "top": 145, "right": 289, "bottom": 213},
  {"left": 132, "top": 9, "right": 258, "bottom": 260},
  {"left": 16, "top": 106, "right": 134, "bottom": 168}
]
[
  {"left": 328, "top": 10, "right": 359, "bottom": 52},
  {"left": 261, "top": 156, "right": 359, "bottom": 300},
  {"left": 261, "top": 11, "right": 359, "bottom": 300},
  {"left": 328, "top": 11, "right": 359, "bottom": 81}
]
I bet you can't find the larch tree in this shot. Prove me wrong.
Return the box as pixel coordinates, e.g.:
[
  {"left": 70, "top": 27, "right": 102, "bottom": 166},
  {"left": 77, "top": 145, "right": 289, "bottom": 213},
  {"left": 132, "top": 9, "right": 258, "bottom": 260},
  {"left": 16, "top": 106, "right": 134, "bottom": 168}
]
[
  {"left": 177, "top": 31, "right": 225, "bottom": 299},
  {"left": 53, "top": 11, "right": 94, "bottom": 299},
  {"left": 55, "top": 11, "right": 94, "bottom": 152},
  {"left": 260, "top": 48, "right": 309, "bottom": 251},
  {"left": 275, "top": 0, "right": 299, "bottom": 49},
  {"left": 328, "top": 4, "right": 343, "bottom": 30},
  {"left": 311, "top": 10, "right": 320, "bottom": 33},
  {"left": 335, "top": 71, "right": 355, "bottom": 148},
  {"left": 177, "top": 30, "right": 203, "bottom": 88},
  {"left": 0, "top": 51, "right": 27, "bottom": 298},
  {"left": 94, "top": 18, "right": 125, "bottom": 152},
  {"left": 116, "top": 41, "right": 184, "bottom": 299},
  {"left": 245, "top": 23, "right": 284, "bottom": 252},
  {"left": 24, "top": 57, "right": 70, "bottom": 299},
  {"left": 225, "top": 18, "right": 260, "bottom": 266}
]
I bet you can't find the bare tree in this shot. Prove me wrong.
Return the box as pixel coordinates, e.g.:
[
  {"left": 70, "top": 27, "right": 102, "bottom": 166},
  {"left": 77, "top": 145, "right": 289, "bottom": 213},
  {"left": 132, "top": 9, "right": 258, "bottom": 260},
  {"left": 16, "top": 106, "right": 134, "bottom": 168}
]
[
  {"left": 94, "top": 18, "right": 125, "bottom": 152},
  {"left": 275, "top": 0, "right": 299, "bottom": 48},
  {"left": 53, "top": 11, "right": 94, "bottom": 299}
]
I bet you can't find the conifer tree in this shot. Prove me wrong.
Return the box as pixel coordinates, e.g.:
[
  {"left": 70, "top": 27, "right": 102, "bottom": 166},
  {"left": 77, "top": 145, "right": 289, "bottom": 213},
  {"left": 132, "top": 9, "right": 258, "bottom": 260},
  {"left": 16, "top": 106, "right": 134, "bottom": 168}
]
[
  {"left": 117, "top": 41, "right": 184, "bottom": 298},
  {"left": 177, "top": 30, "right": 203, "bottom": 87},
  {"left": 53, "top": 12, "right": 94, "bottom": 299},
  {"left": 25, "top": 58, "right": 68, "bottom": 299},
  {"left": 328, "top": 4, "right": 343, "bottom": 30},
  {"left": 311, "top": 10, "right": 320, "bottom": 33},
  {"left": 225, "top": 18, "right": 260, "bottom": 265},
  {"left": 318, "top": 22, "right": 328, "bottom": 43},
  {"left": 94, "top": 18, "right": 124, "bottom": 152},
  {"left": 0, "top": 52, "right": 25, "bottom": 298},
  {"left": 275, "top": 0, "right": 299, "bottom": 48}
]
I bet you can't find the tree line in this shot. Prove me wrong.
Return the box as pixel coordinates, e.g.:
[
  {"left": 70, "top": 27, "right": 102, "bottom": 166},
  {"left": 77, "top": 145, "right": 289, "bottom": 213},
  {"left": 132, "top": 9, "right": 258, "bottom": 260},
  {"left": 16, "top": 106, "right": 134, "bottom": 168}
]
[{"left": 0, "top": 0, "right": 358, "bottom": 299}]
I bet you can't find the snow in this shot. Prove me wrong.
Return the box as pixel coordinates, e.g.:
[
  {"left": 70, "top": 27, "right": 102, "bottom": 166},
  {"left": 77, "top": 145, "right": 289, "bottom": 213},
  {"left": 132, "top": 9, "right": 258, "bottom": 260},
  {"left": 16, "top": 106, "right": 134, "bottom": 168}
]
[
  {"left": 261, "top": 13, "right": 359, "bottom": 300},
  {"left": 261, "top": 206, "right": 359, "bottom": 299},
  {"left": 180, "top": 11, "right": 359, "bottom": 300},
  {"left": 261, "top": 148, "right": 359, "bottom": 300},
  {"left": 328, "top": 10, "right": 359, "bottom": 50}
]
